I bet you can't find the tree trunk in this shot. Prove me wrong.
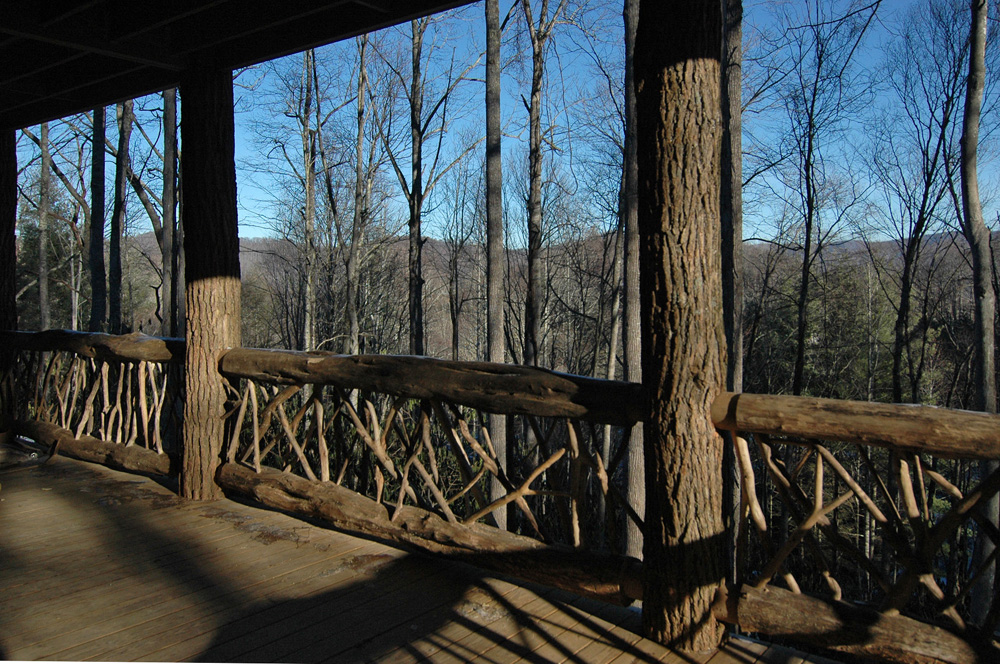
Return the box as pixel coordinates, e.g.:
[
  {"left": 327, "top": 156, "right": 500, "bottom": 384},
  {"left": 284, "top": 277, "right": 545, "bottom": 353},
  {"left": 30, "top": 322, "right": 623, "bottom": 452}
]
[
  {"left": 110, "top": 100, "right": 133, "bottom": 334},
  {"left": 720, "top": 0, "right": 744, "bottom": 587},
  {"left": 635, "top": 0, "right": 726, "bottom": 652},
  {"left": 409, "top": 20, "right": 426, "bottom": 357},
  {"left": 38, "top": 121, "right": 51, "bottom": 330},
  {"left": 301, "top": 49, "right": 317, "bottom": 352},
  {"left": 485, "top": 0, "right": 509, "bottom": 531},
  {"left": 347, "top": 36, "right": 369, "bottom": 357},
  {"left": 161, "top": 88, "right": 179, "bottom": 337},
  {"left": 89, "top": 107, "right": 107, "bottom": 333},
  {"left": 622, "top": 0, "right": 644, "bottom": 562},
  {"left": 960, "top": 0, "right": 997, "bottom": 625},
  {"left": 0, "top": 130, "right": 15, "bottom": 334},
  {"left": 179, "top": 65, "right": 242, "bottom": 501}
]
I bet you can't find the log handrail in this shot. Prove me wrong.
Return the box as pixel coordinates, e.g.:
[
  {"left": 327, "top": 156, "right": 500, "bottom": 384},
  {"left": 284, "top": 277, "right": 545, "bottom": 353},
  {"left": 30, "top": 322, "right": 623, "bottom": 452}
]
[
  {"left": 0, "top": 329, "right": 184, "bottom": 364},
  {"left": 5, "top": 331, "right": 1000, "bottom": 458},
  {"left": 712, "top": 391, "right": 1000, "bottom": 460},
  {"left": 218, "top": 347, "right": 645, "bottom": 426}
]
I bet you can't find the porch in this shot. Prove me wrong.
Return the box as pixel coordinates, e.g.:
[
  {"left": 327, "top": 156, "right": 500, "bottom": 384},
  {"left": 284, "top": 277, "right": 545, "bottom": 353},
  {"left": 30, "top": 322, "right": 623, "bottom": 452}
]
[{"left": 0, "top": 456, "right": 829, "bottom": 664}]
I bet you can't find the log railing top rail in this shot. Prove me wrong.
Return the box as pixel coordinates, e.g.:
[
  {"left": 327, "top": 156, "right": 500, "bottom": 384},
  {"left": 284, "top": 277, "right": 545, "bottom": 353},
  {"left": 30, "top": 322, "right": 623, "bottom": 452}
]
[
  {"left": 219, "top": 346, "right": 646, "bottom": 426},
  {"left": 713, "top": 391, "right": 1000, "bottom": 460},
  {"left": 6, "top": 330, "right": 1000, "bottom": 459},
  {"left": 0, "top": 329, "right": 184, "bottom": 365}
]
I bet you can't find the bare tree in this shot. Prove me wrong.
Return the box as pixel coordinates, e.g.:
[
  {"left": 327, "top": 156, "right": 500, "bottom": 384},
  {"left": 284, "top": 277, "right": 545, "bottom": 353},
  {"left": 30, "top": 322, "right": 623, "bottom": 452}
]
[
  {"left": 38, "top": 122, "right": 51, "bottom": 330},
  {"left": 109, "top": 100, "right": 133, "bottom": 334},
  {"left": 89, "top": 107, "right": 107, "bottom": 332},
  {"left": 485, "top": 0, "right": 510, "bottom": 530},
  {"left": 520, "top": 0, "right": 568, "bottom": 368},
  {"left": 959, "top": 0, "right": 997, "bottom": 625}
]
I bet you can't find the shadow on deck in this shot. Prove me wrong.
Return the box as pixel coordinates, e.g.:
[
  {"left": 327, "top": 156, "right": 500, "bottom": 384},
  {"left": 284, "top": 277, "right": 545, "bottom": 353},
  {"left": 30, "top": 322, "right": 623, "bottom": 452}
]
[{"left": 0, "top": 457, "right": 838, "bottom": 663}]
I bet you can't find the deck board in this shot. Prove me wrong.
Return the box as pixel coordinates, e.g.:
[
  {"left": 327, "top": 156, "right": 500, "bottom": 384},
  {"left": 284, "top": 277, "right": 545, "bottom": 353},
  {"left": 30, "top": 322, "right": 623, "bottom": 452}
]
[{"left": 0, "top": 456, "right": 843, "bottom": 663}]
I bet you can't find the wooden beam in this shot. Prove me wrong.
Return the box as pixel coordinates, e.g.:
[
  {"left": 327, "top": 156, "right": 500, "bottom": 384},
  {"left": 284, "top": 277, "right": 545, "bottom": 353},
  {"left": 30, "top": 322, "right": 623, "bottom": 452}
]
[
  {"left": 0, "top": 129, "right": 14, "bottom": 333},
  {"left": 219, "top": 348, "right": 644, "bottom": 425},
  {"left": 0, "top": 330, "right": 184, "bottom": 364},
  {"left": 179, "top": 63, "right": 241, "bottom": 501},
  {"left": 217, "top": 462, "right": 643, "bottom": 605},
  {"left": 714, "top": 583, "right": 1000, "bottom": 664},
  {"left": 712, "top": 392, "right": 1000, "bottom": 460},
  {"left": 14, "top": 419, "right": 177, "bottom": 477}
]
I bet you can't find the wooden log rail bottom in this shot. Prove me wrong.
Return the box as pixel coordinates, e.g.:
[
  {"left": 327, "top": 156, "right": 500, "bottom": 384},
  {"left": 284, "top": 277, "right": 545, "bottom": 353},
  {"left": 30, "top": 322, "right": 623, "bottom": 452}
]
[
  {"left": 13, "top": 420, "right": 178, "bottom": 477},
  {"left": 713, "top": 584, "right": 1000, "bottom": 664},
  {"left": 215, "top": 463, "right": 643, "bottom": 606}
]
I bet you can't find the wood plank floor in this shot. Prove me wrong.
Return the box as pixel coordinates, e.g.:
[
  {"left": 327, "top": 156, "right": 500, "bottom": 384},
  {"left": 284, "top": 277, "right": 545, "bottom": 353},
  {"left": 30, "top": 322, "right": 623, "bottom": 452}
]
[{"left": 0, "top": 456, "right": 842, "bottom": 663}]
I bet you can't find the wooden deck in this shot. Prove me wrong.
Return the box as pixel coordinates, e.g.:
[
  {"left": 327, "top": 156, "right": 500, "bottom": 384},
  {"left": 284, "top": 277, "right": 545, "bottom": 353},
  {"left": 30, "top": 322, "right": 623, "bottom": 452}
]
[{"left": 0, "top": 456, "right": 841, "bottom": 663}]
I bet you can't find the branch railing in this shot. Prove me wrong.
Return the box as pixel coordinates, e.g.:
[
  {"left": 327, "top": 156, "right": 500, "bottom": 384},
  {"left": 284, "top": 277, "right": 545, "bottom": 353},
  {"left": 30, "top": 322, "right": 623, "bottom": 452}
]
[
  {"left": 3, "top": 330, "right": 1000, "bottom": 662},
  {"left": 713, "top": 392, "right": 1000, "bottom": 663},
  {"left": 0, "top": 330, "right": 183, "bottom": 475}
]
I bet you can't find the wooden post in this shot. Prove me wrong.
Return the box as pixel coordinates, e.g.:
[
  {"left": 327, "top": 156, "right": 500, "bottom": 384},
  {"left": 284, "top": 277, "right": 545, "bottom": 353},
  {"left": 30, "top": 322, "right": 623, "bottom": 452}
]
[
  {"left": 179, "top": 65, "right": 241, "bottom": 500},
  {"left": 0, "top": 130, "right": 16, "bottom": 334},
  {"left": 0, "top": 130, "right": 16, "bottom": 428},
  {"left": 635, "top": 0, "right": 726, "bottom": 652}
]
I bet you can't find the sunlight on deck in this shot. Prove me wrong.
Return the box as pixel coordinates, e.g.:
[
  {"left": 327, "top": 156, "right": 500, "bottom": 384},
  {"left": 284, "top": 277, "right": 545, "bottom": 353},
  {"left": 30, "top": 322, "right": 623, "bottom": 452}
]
[{"left": 0, "top": 457, "right": 838, "bottom": 663}]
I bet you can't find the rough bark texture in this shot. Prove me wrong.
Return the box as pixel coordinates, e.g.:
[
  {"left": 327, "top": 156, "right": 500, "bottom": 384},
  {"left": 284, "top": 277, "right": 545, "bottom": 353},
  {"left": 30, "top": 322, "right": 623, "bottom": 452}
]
[
  {"left": 408, "top": 19, "right": 426, "bottom": 357},
  {"left": 180, "top": 65, "right": 242, "bottom": 501},
  {"left": 621, "top": 0, "right": 644, "bottom": 561},
  {"left": 109, "top": 100, "right": 132, "bottom": 334},
  {"left": 14, "top": 419, "right": 177, "bottom": 476},
  {"left": 161, "top": 89, "right": 179, "bottom": 337},
  {"left": 0, "top": 329, "right": 184, "bottom": 363},
  {"left": 217, "top": 462, "right": 642, "bottom": 604},
  {"left": 714, "top": 584, "right": 999, "bottom": 664},
  {"left": 38, "top": 122, "right": 51, "bottom": 330},
  {"left": 220, "top": 348, "right": 643, "bottom": 425},
  {"left": 712, "top": 391, "right": 1000, "bottom": 460},
  {"left": 485, "top": 0, "right": 508, "bottom": 530},
  {"left": 959, "top": 0, "right": 998, "bottom": 624},
  {"left": 0, "top": 130, "right": 16, "bottom": 334},
  {"left": 720, "top": 0, "right": 744, "bottom": 588},
  {"left": 88, "top": 107, "right": 107, "bottom": 333},
  {"left": 635, "top": 0, "right": 726, "bottom": 651}
]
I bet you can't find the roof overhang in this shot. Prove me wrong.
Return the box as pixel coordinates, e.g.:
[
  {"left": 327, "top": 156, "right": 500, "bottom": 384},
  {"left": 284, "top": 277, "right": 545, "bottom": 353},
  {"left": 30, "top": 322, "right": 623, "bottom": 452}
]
[{"left": 0, "top": 0, "right": 475, "bottom": 130}]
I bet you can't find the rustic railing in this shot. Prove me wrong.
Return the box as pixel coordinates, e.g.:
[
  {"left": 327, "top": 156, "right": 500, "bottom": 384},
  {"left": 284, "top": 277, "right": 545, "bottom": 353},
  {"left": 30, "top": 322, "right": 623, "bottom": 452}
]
[
  {"left": 3, "top": 330, "right": 1000, "bottom": 662},
  {"left": 215, "top": 347, "right": 645, "bottom": 604},
  {"left": 0, "top": 330, "right": 183, "bottom": 475},
  {"left": 714, "top": 392, "right": 1000, "bottom": 663}
]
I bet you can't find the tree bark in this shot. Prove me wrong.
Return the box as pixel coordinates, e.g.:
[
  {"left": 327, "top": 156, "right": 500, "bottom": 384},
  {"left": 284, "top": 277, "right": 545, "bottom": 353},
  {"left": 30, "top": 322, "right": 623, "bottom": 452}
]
[
  {"left": 217, "top": 462, "right": 642, "bottom": 604},
  {"left": 714, "top": 583, "right": 998, "bottom": 664},
  {"left": 110, "top": 100, "right": 133, "bottom": 334},
  {"left": 179, "top": 65, "right": 242, "bottom": 501},
  {"left": 720, "top": 0, "right": 744, "bottom": 587},
  {"left": 409, "top": 20, "right": 427, "bottom": 357},
  {"left": 161, "top": 89, "right": 179, "bottom": 337},
  {"left": 622, "top": 0, "right": 644, "bottom": 561},
  {"left": 485, "top": 0, "right": 508, "bottom": 530},
  {"left": 88, "top": 107, "right": 107, "bottom": 333},
  {"left": 0, "top": 130, "right": 15, "bottom": 334},
  {"left": 347, "top": 36, "right": 369, "bottom": 357},
  {"left": 635, "top": 0, "right": 726, "bottom": 652},
  {"left": 959, "top": 0, "right": 997, "bottom": 625},
  {"left": 38, "top": 122, "right": 51, "bottom": 330}
]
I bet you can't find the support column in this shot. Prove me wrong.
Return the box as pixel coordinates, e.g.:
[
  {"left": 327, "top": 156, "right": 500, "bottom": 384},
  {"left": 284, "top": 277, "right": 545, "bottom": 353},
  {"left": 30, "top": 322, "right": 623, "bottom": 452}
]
[
  {"left": 0, "top": 130, "right": 16, "bottom": 333},
  {"left": 179, "top": 65, "right": 241, "bottom": 500},
  {"left": 635, "top": 0, "right": 726, "bottom": 653},
  {"left": 1, "top": 130, "right": 17, "bottom": 428}
]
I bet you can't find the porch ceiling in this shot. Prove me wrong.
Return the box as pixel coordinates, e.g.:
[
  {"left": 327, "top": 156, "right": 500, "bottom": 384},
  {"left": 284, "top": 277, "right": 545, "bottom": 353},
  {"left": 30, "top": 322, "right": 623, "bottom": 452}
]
[{"left": 0, "top": 0, "right": 475, "bottom": 131}]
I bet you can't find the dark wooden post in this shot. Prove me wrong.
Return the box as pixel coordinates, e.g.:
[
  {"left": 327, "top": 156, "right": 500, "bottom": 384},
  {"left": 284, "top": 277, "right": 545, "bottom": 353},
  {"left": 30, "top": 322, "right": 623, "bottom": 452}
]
[
  {"left": 0, "top": 130, "right": 16, "bottom": 428},
  {"left": 0, "top": 130, "right": 16, "bottom": 334},
  {"left": 635, "top": 0, "right": 726, "bottom": 653},
  {"left": 179, "top": 65, "right": 241, "bottom": 500}
]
